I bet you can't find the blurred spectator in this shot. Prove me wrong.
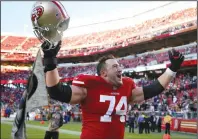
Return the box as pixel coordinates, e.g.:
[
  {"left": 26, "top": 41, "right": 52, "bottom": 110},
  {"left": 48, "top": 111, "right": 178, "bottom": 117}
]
[{"left": 128, "top": 113, "right": 135, "bottom": 133}]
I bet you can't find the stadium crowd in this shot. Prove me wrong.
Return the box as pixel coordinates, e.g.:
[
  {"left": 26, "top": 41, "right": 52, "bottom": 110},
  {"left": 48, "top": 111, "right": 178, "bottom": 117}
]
[
  {"left": 1, "top": 8, "right": 197, "bottom": 61},
  {"left": 1, "top": 42, "right": 197, "bottom": 81},
  {"left": 58, "top": 19, "right": 196, "bottom": 56},
  {"left": 133, "top": 72, "right": 197, "bottom": 112},
  {"left": 58, "top": 42, "right": 197, "bottom": 77},
  {"left": 1, "top": 69, "right": 197, "bottom": 119},
  {"left": 0, "top": 8, "right": 197, "bottom": 134},
  {"left": 61, "top": 8, "right": 196, "bottom": 47},
  {"left": 1, "top": 40, "right": 197, "bottom": 115}
]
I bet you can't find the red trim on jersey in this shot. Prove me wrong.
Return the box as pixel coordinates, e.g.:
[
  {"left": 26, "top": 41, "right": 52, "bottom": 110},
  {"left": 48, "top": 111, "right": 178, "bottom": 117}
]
[{"left": 52, "top": 1, "right": 66, "bottom": 18}]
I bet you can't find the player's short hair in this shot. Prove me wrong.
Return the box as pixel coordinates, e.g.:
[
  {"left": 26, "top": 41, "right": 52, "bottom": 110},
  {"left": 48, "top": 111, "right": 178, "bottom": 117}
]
[{"left": 96, "top": 54, "right": 115, "bottom": 76}]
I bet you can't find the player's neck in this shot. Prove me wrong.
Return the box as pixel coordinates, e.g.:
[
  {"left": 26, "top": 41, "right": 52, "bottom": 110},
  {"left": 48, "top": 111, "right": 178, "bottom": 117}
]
[
  {"left": 101, "top": 76, "right": 112, "bottom": 85},
  {"left": 101, "top": 76, "right": 118, "bottom": 90},
  {"left": 112, "top": 86, "right": 118, "bottom": 90}
]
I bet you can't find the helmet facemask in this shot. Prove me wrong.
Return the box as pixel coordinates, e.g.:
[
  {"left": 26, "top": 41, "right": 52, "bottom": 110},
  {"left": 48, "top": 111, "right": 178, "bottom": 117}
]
[{"left": 33, "top": 17, "right": 70, "bottom": 50}]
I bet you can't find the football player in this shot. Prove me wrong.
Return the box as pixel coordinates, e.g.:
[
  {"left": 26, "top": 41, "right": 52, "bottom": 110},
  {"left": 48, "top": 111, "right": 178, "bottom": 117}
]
[
  {"left": 31, "top": 2, "right": 184, "bottom": 139},
  {"left": 42, "top": 41, "right": 184, "bottom": 139}
]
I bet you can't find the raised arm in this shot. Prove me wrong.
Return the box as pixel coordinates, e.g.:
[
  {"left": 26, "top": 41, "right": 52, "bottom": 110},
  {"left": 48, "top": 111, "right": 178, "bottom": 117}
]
[
  {"left": 131, "top": 49, "right": 184, "bottom": 103},
  {"left": 41, "top": 41, "right": 61, "bottom": 86},
  {"left": 42, "top": 41, "right": 87, "bottom": 104}
]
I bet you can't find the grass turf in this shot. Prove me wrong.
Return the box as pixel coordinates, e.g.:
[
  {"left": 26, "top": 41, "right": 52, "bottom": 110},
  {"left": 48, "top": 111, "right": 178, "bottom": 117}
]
[
  {"left": 1, "top": 121, "right": 196, "bottom": 139},
  {"left": 1, "top": 123, "right": 79, "bottom": 139}
]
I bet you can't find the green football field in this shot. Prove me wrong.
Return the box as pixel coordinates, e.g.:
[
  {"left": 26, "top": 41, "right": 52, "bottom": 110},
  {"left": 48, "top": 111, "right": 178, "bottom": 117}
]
[{"left": 1, "top": 120, "right": 196, "bottom": 139}]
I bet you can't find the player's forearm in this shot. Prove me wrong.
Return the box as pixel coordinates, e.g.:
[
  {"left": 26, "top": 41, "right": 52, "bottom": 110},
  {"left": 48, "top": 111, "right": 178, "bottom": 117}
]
[
  {"left": 41, "top": 41, "right": 62, "bottom": 87},
  {"left": 157, "top": 68, "right": 175, "bottom": 89},
  {"left": 46, "top": 68, "right": 60, "bottom": 87},
  {"left": 143, "top": 68, "right": 176, "bottom": 100},
  {"left": 143, "top": 49, "right": 184, "bottom": 101}
]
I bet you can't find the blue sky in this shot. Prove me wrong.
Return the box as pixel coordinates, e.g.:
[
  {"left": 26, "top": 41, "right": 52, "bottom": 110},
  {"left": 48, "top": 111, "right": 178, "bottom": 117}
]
[{"left": 1, "top": 1, "right": 196, "bottom": 37}]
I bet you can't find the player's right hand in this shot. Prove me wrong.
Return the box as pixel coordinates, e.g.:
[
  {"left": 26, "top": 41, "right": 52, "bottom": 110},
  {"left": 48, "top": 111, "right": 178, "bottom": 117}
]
[
  {"left": 41, "top": 41, "right": 62, "bottom": 72},
  {"left": 41, "top": 41, "right": 62, "bottom": 58}
]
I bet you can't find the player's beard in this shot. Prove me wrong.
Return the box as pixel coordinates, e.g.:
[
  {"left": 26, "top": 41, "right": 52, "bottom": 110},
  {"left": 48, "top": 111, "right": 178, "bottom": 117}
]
[
  {"left": 112, "top": 75, "right": 123, "bottom": 88},
  {"left": 106, "top": 73, "right": 123, "bottom": 88},
  {"left": 117, "top": 76, "right": 123, "bottom": 86}
]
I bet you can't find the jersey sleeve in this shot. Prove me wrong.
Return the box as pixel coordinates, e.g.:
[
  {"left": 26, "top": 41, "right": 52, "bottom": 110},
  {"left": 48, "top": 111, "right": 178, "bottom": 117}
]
[
  {"left": 125, "top": 77, "right": 136, "bottom": 102},
  {"left": 72, "top": 74, "right": 89, "bottom": 88},
  {"left": 130, "top": 79, "right": 136, "bottom": 91},
  {"left": 125, "top": 77, "right": 136, "bottom": 90}
]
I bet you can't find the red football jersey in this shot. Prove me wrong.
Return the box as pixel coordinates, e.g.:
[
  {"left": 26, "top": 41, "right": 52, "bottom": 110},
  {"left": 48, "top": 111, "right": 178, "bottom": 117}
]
[{"left": 72, "top": 74, "right": 136, "bottom": 139}]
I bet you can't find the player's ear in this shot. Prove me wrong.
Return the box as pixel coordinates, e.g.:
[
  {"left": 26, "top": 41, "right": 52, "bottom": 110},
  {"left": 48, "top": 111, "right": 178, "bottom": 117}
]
[
  {"left": 100, "top": 66, "right": 107, "bottom": 77},
  {"left": 100, "top": 69, "right": 105, "bottom": 77}
]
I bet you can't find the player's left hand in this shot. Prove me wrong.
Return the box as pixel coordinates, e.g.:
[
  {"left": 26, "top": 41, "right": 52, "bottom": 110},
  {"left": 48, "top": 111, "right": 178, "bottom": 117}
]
[{"left": 168, "top": 49, "right": 184, "bottom": 72}]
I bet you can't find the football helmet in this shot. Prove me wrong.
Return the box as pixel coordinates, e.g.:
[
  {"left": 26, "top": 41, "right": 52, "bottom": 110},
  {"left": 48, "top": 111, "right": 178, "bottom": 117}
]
[{"left": 31, "top": 1, "right": 70, "bottom": 50}]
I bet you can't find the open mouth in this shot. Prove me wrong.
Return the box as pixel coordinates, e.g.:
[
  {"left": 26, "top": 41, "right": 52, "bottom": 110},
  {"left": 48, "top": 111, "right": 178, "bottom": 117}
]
[{"left": 117, "top": 74, "right": 122, "bottom": 79}]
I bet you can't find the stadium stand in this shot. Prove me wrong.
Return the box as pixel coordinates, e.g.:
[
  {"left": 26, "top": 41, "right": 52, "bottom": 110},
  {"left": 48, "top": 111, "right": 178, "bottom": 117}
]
[
  {"left": 1, "top": 42, "right": 197, "bottom": 79},
  {"left": 1, "top": 7, "right": 197, "bottom": 60},
  {"left": 1, "top": 36, "right": 26, "bottom": 50},
  {"left": 1, "top": 42, "right": 197, "bottom": 114},
  {"left": 21, "top": 38, "right": 40, "bottom": 51},
  {"left": 0, "top": 8, "right": 197, "bottom": 129}
]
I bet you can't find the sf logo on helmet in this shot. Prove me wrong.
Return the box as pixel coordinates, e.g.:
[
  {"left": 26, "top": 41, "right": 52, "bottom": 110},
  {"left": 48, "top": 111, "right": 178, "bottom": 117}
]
[{"left": 31, "top": 6, "right": 44, "bottom": 21}]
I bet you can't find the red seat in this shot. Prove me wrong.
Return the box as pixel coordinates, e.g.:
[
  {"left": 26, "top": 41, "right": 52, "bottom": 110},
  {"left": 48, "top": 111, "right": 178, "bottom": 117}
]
[
  {"left": 2, "top": 36, "right": 26, "bottom": 50},
  {"left": 21, "top": 38, "right": 40, "bottom": 50}
]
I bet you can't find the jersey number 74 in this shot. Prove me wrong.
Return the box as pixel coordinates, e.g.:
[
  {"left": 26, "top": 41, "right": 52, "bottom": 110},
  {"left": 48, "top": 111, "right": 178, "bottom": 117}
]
[{"left": 100, "top": 95, "right": 127, "bottom": 123}]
